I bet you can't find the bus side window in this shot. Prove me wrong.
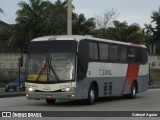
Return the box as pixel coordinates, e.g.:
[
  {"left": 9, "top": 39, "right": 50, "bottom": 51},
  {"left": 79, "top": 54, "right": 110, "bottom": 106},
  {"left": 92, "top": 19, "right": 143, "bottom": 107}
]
[
  {"left": 99, "top": 43, "right": 109, "bottom": 61},
  {"left": 89, "top": 42, "right": 98, "bottom": 61},
  {"left": 142, "top": 48, "right": 148, "bottom": 64},
  {"left": 109, "top": 44, "right": 118, "bottom": 62},
  {"left": 128, "top": 47, "right": 135, "bottom": 62},
  {"left": 135, "top": 48, "right": 142, "bottom": 63},
  {"left": 119, "top": 46, "right": 127, "bottom": 62}
]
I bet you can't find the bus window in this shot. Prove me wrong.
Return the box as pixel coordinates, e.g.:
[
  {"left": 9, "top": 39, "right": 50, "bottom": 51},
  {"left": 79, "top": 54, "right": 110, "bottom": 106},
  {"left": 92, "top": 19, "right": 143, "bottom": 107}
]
[
  {"left": 89, "top": 42, "right": 98, "bottom": 60},
  {"left": 142, "top": 48, "right": 148, "bottom": 64},
  {"left": 128, "top": 47, "right": 135, "bottom": 62},
  {"left": 109, "top": 44, "right": 118, "bottom": 62},
  {"left": 119, "top": 46, "right": 127, "bottom": 62},
  {"left": 99, "top": 43, "right": 109, "bottom": 61},
  {"left": 135, "top": 48, "right": 142, "bottom": 63}
]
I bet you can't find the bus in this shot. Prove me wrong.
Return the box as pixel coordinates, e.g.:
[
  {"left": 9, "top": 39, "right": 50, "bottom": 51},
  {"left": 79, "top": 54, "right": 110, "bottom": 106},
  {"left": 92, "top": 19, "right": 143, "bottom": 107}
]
[{"left": 25, "top": 35, "right": 149, "bottom": 105}]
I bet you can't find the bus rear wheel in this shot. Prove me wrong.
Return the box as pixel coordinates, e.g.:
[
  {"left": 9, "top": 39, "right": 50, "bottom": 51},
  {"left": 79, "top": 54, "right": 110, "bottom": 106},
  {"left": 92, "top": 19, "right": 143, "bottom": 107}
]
[
  {"left": 125, "top": 82, "right": 137, "bottom": 99},
  {"left": 130, "top": 82, "right": 137, "bottom": 99},
  {"left": 46, "top": 99, "right": 56, "bottom": 104},
  {"left": 86, "top": 85, "right": 97, "bottom": 105},
  {"left": 123, "top": 82, "right": 137, "bottom": 99}
]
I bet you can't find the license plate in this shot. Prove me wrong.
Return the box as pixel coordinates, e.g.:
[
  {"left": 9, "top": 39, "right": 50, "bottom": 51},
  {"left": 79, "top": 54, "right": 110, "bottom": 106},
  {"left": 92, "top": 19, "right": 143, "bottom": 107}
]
[{"left": 44, "top": 94, "right": 53, "bottom": 99}]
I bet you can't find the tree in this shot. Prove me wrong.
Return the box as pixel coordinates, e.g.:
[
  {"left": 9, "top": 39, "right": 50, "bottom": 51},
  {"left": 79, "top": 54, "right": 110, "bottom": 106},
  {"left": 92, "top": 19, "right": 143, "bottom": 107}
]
[
  {"left": 16, "top": 0, "right": 51, "bottom": 38},
  {"left": 43, "top": 0, "right": 68, "bottom": 35},
  {"left": 9, "top": 24, "right": 28, "bottom": 51},
  {"left": 9, "top": 0, "right": 52, "bottom": 49},
  {"left": 145, "top": 7, "right": 160, "bottom": 54},
  {"left": 92, "top": 20, "right": 145, "bottom": 44},
  {"left": 9, "top": 0, "right": 96, "bottom": 50},
  {"left": 9, "top": 0, "right": 71, "bottom": 49},
  {"left": 112, "top": 21, "right": 144, "bottom": 43},
  {"left": 144, "top": 24, "right": 155, "bottom": 54},
  {"left": 151, "top": 7, "right": 160, "bottom": 42},
  {"left": 95, "top": 8, "right": 118, "bottom": 29},
  {"left": 73, "top": 14, "right": 95, "bottom": 35}
]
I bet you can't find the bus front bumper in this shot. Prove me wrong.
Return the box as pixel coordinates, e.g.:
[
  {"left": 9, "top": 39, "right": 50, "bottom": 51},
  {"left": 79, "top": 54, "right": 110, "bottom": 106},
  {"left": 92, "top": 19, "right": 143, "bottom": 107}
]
[{"left": 26, "top": 91, "right": 76, "bottom": 100}]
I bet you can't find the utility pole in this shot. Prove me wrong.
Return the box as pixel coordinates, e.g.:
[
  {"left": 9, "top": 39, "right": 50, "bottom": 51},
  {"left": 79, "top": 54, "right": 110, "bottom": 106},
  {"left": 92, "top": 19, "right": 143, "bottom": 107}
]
[{"left": 67, "top": 0, "right": 72, "bottom": 35}]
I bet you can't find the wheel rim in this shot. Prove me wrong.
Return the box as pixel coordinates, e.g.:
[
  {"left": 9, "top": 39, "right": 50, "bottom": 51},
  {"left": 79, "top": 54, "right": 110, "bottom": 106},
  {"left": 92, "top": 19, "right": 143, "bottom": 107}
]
[
  {"left": 90, "top": 89, "right": 95, "bottom": 102},
  {"left": 132, "top": 86, "right": 136, "bottom": 96}
]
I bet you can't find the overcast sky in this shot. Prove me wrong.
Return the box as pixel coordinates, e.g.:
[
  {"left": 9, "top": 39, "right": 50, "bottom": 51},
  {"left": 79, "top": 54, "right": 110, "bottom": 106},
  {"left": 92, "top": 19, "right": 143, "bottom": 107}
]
[{"left": 0, "top": 0, "right": 160, "bottom": 27}]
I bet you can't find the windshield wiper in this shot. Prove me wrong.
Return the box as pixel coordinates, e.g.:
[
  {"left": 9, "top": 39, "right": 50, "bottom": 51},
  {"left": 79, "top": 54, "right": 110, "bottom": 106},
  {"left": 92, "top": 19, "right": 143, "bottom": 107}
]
[
  {"left": 35, "top": 58, "right": 60, "bottom": 81},
  {"left": 35, "top": 58, "right": 48, "bottom": 81}
]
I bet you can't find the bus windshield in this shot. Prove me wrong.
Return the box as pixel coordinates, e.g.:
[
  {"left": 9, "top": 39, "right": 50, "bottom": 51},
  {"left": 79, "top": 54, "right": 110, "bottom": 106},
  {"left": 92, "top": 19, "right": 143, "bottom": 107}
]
[{"left": 27, "top": 53, "right": 75, "bottom": 82}]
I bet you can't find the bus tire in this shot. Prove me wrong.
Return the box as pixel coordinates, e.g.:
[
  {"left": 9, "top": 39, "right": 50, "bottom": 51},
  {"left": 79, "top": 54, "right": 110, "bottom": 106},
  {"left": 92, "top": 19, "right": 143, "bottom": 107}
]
[
  {"left": 86, "top": 85, "right": 96, "bottom": 105},
  {"left": 46, "top": 99, "right": 56, "bottom": 104},
  {"left": 129, "top": 82, "right": 137, "bottom": 99}
]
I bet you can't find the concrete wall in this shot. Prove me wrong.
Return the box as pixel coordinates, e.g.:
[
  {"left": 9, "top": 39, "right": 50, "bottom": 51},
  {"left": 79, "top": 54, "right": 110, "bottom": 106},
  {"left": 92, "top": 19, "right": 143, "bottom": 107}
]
[
  {"left": 0, "top": 53, "right": 25, "bottom": 82},
  {"left": 148, "top": 55, "right": 160, "bottom": 69},
  {"left": 0, "top": 53, "right": 19, "bottom": 69}
]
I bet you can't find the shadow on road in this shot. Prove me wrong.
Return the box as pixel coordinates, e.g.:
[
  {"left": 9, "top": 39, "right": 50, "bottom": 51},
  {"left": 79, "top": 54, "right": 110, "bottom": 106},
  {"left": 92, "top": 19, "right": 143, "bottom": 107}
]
[{"left": 31, "top": 95, "right": 145, "bottom": 107}]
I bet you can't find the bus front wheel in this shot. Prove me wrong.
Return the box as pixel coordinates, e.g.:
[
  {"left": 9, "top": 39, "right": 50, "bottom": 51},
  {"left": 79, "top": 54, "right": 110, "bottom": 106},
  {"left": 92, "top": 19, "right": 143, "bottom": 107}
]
[
  {"left": 46, "top": 99, "right": 56, "bottom": 104},
  {"left": 86, "top": 85, "right": 96, "bottom": 105}
]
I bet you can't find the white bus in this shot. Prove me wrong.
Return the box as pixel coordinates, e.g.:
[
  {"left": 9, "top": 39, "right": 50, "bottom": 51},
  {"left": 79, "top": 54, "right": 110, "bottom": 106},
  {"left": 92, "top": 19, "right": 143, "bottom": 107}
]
[{"left": 25, "top": 35, "right": 149, "bottom": 105}]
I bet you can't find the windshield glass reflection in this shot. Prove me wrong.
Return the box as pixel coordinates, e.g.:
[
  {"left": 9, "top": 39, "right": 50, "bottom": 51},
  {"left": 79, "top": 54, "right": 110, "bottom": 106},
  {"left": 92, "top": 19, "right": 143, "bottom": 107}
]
[{"left": 27, "top": 53, "right": 75, "bottom": 82}]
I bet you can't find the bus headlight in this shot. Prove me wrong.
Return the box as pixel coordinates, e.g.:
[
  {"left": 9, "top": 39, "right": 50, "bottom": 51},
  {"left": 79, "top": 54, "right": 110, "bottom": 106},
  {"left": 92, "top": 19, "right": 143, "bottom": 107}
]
[
  {"left": 61, "top": 87, "right": 75, "bottom": 92},
  {"left": 28, "top": 87, "right": 34, "bottom": 92}
]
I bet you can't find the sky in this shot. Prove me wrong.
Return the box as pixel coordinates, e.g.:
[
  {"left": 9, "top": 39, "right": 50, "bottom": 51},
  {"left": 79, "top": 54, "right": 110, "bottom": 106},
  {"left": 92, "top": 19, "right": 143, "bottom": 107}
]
[{"left": 0, "top": 0, "right": 160, "bottom": 27}]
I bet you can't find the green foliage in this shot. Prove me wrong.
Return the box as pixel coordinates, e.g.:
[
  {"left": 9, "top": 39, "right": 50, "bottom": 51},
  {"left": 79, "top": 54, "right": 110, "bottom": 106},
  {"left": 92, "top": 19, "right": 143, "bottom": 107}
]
[
  {"left": 0, "top": 29, "right": 10, "bottom": 41},
  {"left": 9, "top": 24, "right": 27, "bottom": 50},
  {"left": 10, "top": 1, "right": 160, "bottom": 50},
  {"left": 92, "top": 20, "right": 145, "bottom": 44},
  {"left": 42, "top": 0, "right": 68, "bottom": 35},
  {"left": 145, "top": 7, "right": 160, "bottom": 42},
  {"left": 145, "top": 7, "right": 160, "bottom": 54},
  {"left": 151, "top": 8, "right": 160, "bottom": 41},
  {"left": 73, "top": 14, "right": 95, "bottom": 35},
  {"left": 9, "top": 0, "right": 95, "bottom": 49},
  {"left": 9, "top": 0, "right": 52, "bottom": 50}
]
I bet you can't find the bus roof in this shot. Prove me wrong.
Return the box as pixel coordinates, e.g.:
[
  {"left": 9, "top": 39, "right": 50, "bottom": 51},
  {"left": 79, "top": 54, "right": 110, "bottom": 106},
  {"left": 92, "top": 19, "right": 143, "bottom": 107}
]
[{"left": 31, "top": 35, "right": 147, "bottom": 48}]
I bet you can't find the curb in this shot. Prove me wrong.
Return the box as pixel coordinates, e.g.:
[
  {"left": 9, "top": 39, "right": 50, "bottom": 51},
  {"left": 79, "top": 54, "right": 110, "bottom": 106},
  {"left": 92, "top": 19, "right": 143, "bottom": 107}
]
[
  {"left": 0, "top": 92, "right": 25, "bottom": 98},
  {"left": 148, "top": 85, "right": 160, "bottom": 89}
]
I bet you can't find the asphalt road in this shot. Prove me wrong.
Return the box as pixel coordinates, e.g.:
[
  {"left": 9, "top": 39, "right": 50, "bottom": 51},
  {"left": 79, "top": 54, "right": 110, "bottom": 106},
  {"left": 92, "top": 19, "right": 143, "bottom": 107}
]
[
  {"left": 0, "top": 89, "right": 160, "bottom": 111},
  {"left": 0, "top": 88, "right": 5, "bottom": 93},
  {"left": 0, "top": 89, "right": 160, "bottom": 120}
]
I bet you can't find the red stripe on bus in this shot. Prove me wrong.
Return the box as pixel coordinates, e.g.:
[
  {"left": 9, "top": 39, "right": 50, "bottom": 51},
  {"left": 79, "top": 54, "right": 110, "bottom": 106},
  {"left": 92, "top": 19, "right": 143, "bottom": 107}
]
[{"left": 122, "top": 64, "right": 140, "bottom": 95}]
